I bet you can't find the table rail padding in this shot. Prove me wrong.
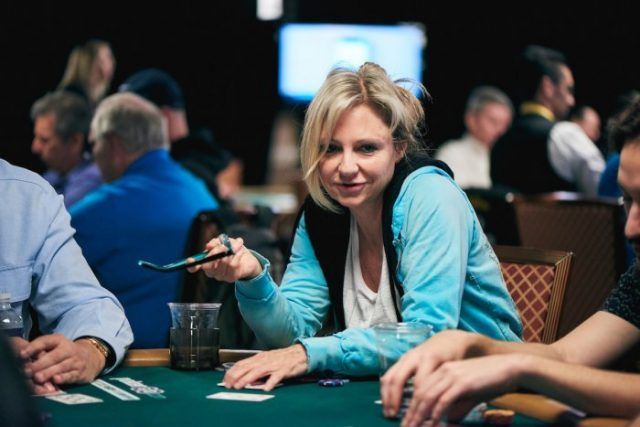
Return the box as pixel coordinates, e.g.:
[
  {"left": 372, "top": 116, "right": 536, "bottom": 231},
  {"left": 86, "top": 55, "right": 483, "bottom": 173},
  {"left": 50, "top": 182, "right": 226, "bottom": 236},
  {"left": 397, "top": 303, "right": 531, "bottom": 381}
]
[
  {"left": 124, "top": 348, "right": 260, "bottom": 367},
  {"left": 491, "top": 393, "right": 628, "bottom": 427}
]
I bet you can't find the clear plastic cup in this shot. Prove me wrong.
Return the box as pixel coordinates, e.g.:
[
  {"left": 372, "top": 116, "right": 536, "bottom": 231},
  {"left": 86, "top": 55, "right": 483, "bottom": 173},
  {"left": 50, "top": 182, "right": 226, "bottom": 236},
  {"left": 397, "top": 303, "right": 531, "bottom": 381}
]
[
  {"left": 373, "top": 322, "right": 432, "bottom": 375},
  {"left": 167, "top": 303, "right": 221, "bottom": 370}
]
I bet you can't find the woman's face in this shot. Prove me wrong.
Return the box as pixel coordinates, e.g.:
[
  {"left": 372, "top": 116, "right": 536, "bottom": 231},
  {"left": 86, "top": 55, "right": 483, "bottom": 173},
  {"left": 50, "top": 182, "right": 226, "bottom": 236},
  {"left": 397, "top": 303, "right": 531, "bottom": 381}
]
[
  {"left": 318, "top": 104, "right": 403, "bottom": 214},
  {"left": 94, "top": 46, "right": 115, "bottom": 83}
]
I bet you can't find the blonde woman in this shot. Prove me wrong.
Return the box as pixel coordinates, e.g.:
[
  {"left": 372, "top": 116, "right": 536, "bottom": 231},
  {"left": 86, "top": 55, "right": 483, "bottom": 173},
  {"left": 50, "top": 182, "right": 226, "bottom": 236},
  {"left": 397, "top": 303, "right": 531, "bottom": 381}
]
[
  {"left": 58, "top": 39, "right": 115, "bottom": 108},
  {"left": 190, "top": 63, "right": 522, "bottom": 389}
]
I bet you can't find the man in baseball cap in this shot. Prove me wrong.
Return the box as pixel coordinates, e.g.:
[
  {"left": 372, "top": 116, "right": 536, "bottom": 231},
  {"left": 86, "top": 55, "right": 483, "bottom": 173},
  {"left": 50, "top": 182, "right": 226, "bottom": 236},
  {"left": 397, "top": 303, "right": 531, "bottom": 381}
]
[{"left": 119, "top": 68, "right": 240, "bottom": 199}]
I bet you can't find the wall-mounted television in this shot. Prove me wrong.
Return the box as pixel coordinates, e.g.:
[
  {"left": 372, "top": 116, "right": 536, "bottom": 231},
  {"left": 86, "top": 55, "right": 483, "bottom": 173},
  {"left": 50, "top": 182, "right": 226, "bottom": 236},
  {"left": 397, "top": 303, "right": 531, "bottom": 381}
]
[{"left": 278, "top": 23, "right": 427, "bottom": 103}]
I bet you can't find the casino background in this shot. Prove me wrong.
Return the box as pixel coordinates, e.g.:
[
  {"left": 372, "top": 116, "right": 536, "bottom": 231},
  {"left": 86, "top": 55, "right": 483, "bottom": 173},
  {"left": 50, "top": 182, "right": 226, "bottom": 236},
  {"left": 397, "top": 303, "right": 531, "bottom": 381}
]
[{"left": 0, "top": 2, "right": 636, "bottom": 183}]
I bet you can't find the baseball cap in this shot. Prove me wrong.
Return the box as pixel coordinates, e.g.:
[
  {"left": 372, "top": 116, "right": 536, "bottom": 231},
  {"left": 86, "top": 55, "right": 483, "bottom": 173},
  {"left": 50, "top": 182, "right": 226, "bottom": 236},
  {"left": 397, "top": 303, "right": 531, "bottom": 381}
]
[{"left": 119, "top": 68, "right": 185, "bottom": 109}]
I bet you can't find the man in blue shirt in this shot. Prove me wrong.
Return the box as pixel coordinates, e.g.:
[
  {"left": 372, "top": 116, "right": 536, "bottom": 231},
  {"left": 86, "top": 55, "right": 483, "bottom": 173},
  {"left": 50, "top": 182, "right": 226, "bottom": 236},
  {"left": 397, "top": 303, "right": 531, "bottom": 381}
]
[
  {"left": 31, "top": 91, "right": 102, "bottom": 207},
  {"left": 70, "top": 93, "right": 219, "bottom": 348},
  {"left": 0, "top": 158, "right": 132, "bottom": 395}
]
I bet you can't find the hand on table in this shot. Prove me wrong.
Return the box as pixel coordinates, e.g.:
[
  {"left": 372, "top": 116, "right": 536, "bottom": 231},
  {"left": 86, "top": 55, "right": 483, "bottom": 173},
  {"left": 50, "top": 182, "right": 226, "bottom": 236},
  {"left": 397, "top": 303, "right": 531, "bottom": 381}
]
[
  {"left": 222, "top": 344, "right": 309, "bottom": 392},
  {"left": 19, "top": 334, "right": 106, "bottom": 394},
  {"left": 399, "top": 354, "right": 523, "bottom": 427},
  {"left": 10, "top": 336, "right": 59, "bottom": 395},
  {"left": 187, "top": 234, "right": 262, "bottom": 282},
  {"left": 380, "top": 329, "right": 478, "bottom": 418}
]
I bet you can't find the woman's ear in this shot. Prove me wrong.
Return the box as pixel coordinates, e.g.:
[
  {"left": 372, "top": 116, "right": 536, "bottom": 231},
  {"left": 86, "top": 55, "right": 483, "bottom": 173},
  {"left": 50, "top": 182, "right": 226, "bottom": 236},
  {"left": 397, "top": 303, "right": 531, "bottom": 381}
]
[{"left": 394, "top": 141, "right": 408, "bottom": 162}]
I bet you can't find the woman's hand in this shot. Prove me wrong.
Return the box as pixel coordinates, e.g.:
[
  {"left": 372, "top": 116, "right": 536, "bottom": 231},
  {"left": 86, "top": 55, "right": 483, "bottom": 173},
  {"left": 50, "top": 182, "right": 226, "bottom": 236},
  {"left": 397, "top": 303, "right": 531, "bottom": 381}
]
[
  {"left": 380, "top": 330, "right": 479, "bottom": 418},
  {"left": 187, "top": 234, "right": 263, "bottom": 282},
  {"left": 400, "top": 354, "right": 524, "bottom": 427},
  {"left": 222, "top": 344, "right": 309, "bottom": 391}
]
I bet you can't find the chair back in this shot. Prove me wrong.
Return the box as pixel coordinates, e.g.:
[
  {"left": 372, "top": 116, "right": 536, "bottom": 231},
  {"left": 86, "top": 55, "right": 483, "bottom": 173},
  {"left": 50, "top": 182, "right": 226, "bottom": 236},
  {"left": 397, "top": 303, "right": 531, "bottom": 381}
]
[
  {"left": 513, "top": 193, "right": 627, "bottom": 337},
  {"left": 465, "top": 187, "right": 520, "bottom": 245},
  {"left": 180, "top": 207, "right": 284, "bottom": 349},
  {"left": 494, "top": 245, "right": 573, "bottom": 343}
]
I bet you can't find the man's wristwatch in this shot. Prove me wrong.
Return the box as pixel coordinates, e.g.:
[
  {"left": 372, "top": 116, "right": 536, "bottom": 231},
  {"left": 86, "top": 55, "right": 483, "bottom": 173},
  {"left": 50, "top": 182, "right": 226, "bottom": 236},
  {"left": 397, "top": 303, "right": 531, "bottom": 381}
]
[{"left": 76, "top": 336, "right": 115, "bottom": 369}]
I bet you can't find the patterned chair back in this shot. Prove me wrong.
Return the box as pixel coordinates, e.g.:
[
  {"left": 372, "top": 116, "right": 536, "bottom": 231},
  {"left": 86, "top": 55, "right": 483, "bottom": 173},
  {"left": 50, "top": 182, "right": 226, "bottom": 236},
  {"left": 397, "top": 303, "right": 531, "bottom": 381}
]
[
  {"left": 513, "top": 193, "right": 626, "bottom": 337},
  {"left": 494, "top": 245, "right": 573, "bottom": 343}
]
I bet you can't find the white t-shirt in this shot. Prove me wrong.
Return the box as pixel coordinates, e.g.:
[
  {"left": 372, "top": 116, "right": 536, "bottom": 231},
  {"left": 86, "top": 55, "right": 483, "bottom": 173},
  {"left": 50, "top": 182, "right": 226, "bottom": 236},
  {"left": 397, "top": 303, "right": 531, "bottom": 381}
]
[
  {"left": 342, "top": 216, "right": 398, "bottom": 328},
  {"left": 548, "top": 121, "right": 605, "bottom": 196},
  {"left": 435, "top": 134, "right": 491, "bottom": 189}
]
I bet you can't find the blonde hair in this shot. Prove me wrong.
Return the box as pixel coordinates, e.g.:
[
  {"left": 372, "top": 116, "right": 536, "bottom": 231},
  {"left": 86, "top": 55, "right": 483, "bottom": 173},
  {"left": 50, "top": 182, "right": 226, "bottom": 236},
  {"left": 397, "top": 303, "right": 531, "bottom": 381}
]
[
  {"left": 301, "top": 62, "right": 428, "bottom": 212},
  {"left": 58, "top": 40, "right": 112, "bottom": 103}
]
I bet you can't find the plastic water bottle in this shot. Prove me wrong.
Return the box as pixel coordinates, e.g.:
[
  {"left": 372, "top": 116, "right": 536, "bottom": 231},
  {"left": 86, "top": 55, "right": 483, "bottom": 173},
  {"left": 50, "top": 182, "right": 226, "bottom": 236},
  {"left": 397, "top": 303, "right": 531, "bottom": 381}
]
[{"left": 0, "top": 293, "right": 23, "bottom": 337}]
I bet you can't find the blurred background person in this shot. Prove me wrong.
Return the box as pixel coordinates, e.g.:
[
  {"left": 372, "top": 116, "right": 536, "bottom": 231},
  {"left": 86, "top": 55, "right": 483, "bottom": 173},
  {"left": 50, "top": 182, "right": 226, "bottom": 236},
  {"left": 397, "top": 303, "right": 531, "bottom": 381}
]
[
  {"left": 435, "top": 86, "right": 513, "bottom": 189},
  {"left": 491, "top": 45, "right": 604, "bottom": 196},
  {"left": 30, "top": 91, "right": 101, "bottom": 207},
  {"left": 570, "top": 104, "right": 602, "bottom": 143},
  {"left": 266, "top": 110, "right": 303, "bottom": 186},
  {"left": 119, "top": 68, "right": 241, "bottom": 201},
  {"left": 58, "top": 39, "right": 115, "bottom": 110},
  {"left": 69, "top": 93, "right": 218, "bottom": 348}
]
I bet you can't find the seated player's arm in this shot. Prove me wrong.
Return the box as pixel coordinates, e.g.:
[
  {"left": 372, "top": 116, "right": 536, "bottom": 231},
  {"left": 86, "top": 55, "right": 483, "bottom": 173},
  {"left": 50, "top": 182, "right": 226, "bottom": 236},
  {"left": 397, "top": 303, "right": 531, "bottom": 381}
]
[
  {"left": 550, "top": 311, "right": 640, "bottom": 367},
  {"left": 517, "top": 354, "right": 640, "bottom": 418},
  {"left": 471, "top": 310, "right": 639, "bottom": 366}
]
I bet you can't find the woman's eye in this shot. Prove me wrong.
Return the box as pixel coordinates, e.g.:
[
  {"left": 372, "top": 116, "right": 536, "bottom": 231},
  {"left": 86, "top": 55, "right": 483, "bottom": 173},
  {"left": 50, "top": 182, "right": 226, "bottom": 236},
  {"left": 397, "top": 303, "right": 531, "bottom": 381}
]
[
  {"left": 324, "top": 144, "right": 339, "bottom": 154},
  {"left": 359, "top": 144, "right": 377, "bottom": 153}
]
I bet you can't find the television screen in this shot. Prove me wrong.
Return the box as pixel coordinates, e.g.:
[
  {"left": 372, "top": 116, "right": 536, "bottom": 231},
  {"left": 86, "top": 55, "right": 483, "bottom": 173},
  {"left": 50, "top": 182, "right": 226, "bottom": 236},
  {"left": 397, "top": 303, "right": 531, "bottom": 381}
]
[{"left": 278, "top": 23, "right": 427, "bottom": 102}]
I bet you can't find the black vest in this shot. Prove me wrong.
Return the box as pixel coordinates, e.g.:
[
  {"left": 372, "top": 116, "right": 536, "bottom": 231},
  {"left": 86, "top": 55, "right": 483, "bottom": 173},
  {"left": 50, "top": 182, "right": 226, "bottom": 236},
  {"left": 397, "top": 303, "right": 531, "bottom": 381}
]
[
  {"left": 491, "top": 113, "right": 576, "bottom": 194},
  {"left": 289, "top": 154, "right": 453, "bottom": 331}
]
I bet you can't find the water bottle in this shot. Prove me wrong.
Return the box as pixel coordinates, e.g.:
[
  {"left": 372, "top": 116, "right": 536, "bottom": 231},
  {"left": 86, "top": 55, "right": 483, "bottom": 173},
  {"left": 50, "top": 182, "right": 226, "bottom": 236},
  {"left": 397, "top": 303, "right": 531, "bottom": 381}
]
[{"left": 0, "top": 292, "right": 23, "bottom": 337}]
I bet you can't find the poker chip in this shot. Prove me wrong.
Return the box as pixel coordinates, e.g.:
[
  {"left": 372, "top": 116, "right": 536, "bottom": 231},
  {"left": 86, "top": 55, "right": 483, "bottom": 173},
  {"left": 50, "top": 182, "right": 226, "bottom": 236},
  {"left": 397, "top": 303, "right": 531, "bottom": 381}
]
[
  {"left": 317, "top": 379, "right": 348, "bottom": 387},
  {"left": 482, "top": 409, "right": 515, "bottom": 425}
]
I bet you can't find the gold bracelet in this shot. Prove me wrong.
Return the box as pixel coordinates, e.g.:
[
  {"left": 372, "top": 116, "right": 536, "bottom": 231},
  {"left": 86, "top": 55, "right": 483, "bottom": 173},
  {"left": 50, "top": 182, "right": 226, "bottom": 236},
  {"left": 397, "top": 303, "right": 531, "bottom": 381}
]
[{"left": 77, "top": 337, "right": 110, "bottom": 362}]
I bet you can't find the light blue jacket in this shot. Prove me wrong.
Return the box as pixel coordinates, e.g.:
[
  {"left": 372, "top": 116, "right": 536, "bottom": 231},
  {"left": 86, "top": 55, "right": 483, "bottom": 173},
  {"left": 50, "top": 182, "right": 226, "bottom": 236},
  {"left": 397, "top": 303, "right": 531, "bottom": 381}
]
[{"left": 236, "top": 166, "right": 522, "bottom": 375}]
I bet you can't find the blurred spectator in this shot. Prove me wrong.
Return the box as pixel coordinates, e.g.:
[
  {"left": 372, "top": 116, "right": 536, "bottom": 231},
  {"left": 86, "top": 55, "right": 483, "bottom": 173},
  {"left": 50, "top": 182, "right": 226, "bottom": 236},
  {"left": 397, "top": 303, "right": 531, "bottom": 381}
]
[
  {"left": 30, "top": 91, "right": 101, "bottom": 207},
  {"left": 119, "top": 68, "right": 241, "bottom": 200},
  {"left": 69, "top": 93, "right": 218, "bottom": 348},
  {"left": 491, "top": 45, "right": 604, "bottom": 195},
  {"left": 436, "top": 86, "right": 513, "bottom": 189},
  {"left": 58, "top": 39, "right": 115, "bottom": 109},
  {"left": 570, "top": 105, "right": 601, "bottom": 142},
  {"left": 266, "top": 110, "right": 302, "bottom": 186}
]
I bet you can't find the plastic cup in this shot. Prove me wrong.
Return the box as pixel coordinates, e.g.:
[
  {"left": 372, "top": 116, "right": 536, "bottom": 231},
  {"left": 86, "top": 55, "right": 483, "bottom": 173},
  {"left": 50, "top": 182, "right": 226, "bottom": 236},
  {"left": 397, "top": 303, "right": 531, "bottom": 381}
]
[
  {"left": 373, "top": 322, "right": 432, "bottom": 376},
  {"left": 167, "top": 303, "right": 221, "bottom": 370}
]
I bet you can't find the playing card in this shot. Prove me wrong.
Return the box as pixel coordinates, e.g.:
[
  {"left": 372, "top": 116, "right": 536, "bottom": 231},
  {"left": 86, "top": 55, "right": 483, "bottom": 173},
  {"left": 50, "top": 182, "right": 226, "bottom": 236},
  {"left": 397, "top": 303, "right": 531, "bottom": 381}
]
[
  {"left": 45, "top": 393, "right": 103, "bottom": 405},
  {"left": 207, "top": 392, "right": 274, "bottom": 402},
  {"left": 216, "top": 381, "right": 283, "bottom": 390}
]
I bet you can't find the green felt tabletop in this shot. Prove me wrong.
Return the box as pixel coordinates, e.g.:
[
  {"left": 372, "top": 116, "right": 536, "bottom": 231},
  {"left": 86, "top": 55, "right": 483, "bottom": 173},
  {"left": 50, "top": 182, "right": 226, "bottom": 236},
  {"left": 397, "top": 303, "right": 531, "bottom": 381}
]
[{"left": 36, "top": 366, "right": 546, "bottom": 426}]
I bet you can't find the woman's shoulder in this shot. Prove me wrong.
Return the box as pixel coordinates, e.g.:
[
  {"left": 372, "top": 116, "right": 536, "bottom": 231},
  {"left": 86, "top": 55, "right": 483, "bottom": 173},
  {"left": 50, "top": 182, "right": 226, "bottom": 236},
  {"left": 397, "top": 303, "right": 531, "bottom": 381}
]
[
  {"left": 392, "top": 165, "right": 474, "bottom": 228},
  {"left": 398, "top": 165, "right": 463, "bottom": 201}
]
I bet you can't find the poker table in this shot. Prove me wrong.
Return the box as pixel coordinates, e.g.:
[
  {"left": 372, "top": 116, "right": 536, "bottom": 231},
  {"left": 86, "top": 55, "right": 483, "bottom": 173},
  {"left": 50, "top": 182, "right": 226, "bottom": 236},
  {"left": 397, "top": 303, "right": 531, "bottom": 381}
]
[{"left": 36, "top": 349, "right": 628, "bottom": 427}]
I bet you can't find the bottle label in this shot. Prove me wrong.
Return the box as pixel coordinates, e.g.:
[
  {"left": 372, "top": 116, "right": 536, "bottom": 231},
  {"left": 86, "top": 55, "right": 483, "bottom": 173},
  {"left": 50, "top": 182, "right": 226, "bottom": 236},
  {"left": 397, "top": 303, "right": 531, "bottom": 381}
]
[{"left": 1, "top": 328, "right": 23, "bottom": 337}]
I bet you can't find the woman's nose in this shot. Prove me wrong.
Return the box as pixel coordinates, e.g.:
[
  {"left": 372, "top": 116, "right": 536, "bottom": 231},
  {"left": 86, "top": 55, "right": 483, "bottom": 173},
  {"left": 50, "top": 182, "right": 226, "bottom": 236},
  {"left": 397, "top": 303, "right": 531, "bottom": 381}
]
[{"left": 338, "top": 152, "right": 358, "bottom": 176}]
